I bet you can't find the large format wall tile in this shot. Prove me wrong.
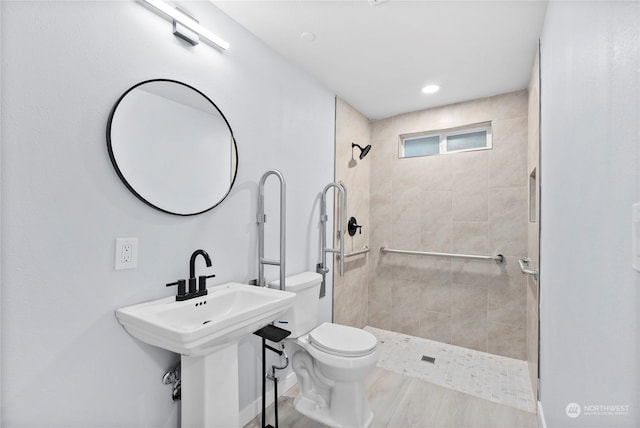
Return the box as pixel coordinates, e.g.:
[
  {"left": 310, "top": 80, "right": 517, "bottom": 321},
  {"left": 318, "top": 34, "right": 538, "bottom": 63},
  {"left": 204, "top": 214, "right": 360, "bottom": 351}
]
[
  {"left": 335, "top": 98, "right": 370, "bottom": 327},
  {"left": 451, "top": 259, "right": 491, "bottom": 287},
  {"left": 489, "top": 187, "right": 528, "bottom": 256},
  {"left": 451, "top": 284, "right": 489, "bottom": 352},
  {"left": 419, "top": 155, "right": 453, "bottom": 191},
  {"left": 368, "top": 277, "right": 392, "bottom": 330},
  {"left": 488, "top": 322, "right": 526, "bottom": 360},
  {"left": 488, "top": 256, "right": 527, "bottom": 327},
  {"left": 368, "top": 91, "right": 529, "bottom": 360},
  {"left": 419, "top": 311, "right": 452, "bottom": 344},
  {"left": 490, "top": 90, "right": 528, "bottom": 120},
  {"left": 391, "top": 279, "right": 422, "bottom": 336},
  {"left": 452, "top": 222, "right": 489, "bottom": 255},
  {"left": 490, "top": 118, "right": 528, "bottom": 188},
  {"left": 489, "top": 216, "right": 527, "bottom": 257},
  {"left": 420, "top": 191, "right": 453, "bottom": 252},
  {"left": 452, "top": 151, "right": 489, "bottom": 222},
  {"left": 421, "top": 276, "right": 452, "bottom": 314}
]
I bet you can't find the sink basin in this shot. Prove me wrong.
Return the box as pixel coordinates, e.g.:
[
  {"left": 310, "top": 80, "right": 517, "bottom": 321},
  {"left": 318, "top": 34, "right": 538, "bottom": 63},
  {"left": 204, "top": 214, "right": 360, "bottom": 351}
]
[{"left": 115, "top": 282, "right": 295, "bottom": 356}]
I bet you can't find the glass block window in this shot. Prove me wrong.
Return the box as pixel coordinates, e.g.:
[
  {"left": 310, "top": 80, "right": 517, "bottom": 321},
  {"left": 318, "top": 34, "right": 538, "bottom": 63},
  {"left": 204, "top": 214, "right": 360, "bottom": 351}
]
[{"left": 400, "top": 122, "right": 492, "bottom": 158}]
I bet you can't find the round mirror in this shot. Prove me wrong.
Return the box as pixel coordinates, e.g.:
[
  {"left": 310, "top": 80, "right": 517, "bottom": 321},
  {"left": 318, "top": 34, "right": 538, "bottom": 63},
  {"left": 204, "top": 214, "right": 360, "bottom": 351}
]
[{"left": 107, "top": 79, "right": 238, "bottom": 216}]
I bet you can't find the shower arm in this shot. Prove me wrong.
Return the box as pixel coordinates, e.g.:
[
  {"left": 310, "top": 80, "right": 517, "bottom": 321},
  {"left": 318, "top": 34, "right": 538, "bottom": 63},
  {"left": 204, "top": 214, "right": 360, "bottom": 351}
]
[{"left": 318, "top": 182, "right": 346, "bottom": 297}]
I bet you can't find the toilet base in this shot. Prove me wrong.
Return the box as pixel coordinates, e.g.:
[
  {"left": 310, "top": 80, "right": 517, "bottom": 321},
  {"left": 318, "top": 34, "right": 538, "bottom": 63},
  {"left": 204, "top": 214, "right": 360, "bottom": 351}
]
[{"left": 286, "top": 330, "right": 377, "bottom": 428}]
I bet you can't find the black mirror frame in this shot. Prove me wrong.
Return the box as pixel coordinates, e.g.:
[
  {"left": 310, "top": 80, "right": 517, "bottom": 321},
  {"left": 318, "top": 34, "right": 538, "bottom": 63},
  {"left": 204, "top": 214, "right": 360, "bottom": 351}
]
[{"left": 106, "top": 78, "right": 238, "bottom": 216}]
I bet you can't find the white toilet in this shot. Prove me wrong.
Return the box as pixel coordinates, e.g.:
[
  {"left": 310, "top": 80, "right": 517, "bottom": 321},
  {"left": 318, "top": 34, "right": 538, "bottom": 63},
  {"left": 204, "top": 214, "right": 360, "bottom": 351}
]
[{"left": 270, "top": 272, "right": 378, "bottom": 428}]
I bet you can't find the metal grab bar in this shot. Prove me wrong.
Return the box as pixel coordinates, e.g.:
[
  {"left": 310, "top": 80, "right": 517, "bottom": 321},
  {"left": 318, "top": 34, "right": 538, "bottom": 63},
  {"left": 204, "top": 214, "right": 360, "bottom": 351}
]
[
  {"left": 338, "top": 246, "right": 370, "bottom": 259},
  {"left": 317, "top": 181, "right": 346, "bottom": 297},
  {"left": 379, "top": 246, "right": 504, "bottom": 263},
  {"left": 257, "top": 170, "right": 286, "bottom": 289},
  {"left": 518, "top": 258, "right": 539, "bottom": 281}
]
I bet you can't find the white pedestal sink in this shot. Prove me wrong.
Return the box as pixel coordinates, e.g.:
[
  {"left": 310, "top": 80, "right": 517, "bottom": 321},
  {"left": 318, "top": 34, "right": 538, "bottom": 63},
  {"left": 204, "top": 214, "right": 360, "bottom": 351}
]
[
  {"left": 181, "top": 345, "right": 239, "bottom": 427},
  {"left": 115, "top": 283, "right": 295, "bottom": 428}
]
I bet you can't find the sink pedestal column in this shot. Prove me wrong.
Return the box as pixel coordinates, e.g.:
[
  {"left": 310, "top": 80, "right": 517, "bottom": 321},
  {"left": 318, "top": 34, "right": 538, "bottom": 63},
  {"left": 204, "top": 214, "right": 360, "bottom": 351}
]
[{"left": 181, "top": 342, "right": 239, "bottom": 428}]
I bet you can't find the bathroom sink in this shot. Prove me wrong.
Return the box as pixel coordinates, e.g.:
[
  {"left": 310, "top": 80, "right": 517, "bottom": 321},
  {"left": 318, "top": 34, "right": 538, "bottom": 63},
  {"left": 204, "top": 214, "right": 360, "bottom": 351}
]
[{"left": 115, "top": 283, "right": 295, "bottom": 356}]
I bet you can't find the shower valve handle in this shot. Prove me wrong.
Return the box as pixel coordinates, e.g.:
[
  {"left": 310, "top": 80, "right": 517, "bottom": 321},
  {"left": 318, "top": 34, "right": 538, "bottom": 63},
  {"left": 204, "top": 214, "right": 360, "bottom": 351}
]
[{"left": 348, "top": 217, "right": 363, "bottom": 236}]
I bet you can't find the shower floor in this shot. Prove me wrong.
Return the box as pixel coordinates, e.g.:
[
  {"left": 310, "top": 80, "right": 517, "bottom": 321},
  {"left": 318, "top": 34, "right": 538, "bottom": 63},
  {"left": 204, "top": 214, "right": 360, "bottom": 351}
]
[{"left": 365, "top": 326, "right": 536, "bottom": 413}]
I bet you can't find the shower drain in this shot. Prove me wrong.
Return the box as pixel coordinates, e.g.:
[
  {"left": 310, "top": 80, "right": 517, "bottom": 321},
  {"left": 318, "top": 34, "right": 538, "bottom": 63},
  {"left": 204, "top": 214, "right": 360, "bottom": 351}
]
[{"left": 421, "top": 355, "right": 436, "bottom": 364}]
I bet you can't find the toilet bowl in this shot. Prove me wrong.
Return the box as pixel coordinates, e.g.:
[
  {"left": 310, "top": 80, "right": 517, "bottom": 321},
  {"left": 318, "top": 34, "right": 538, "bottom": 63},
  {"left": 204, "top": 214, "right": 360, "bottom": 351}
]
[{"left": 271, "top": 272, "right": 378, "bottom": 428}]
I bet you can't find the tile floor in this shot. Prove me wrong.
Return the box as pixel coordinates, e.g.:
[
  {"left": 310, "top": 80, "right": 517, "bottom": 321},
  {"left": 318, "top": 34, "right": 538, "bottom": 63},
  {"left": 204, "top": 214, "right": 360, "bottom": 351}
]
[
  {"left": 365, "top": 327, "right": 536, "bottom": 413},
  {"left": 244, "top": 327, "right": 538, "bottom": 428},
  {"left": 244, "top": 367, "right": 538, "bottom": 428}
]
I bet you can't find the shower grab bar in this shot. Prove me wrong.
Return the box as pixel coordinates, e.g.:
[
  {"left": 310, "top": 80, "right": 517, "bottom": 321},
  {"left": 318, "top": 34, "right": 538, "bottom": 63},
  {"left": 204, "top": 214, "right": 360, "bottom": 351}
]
[
  {"left": 379, "top": 246, "right": 504, "bottom": 263},
  {"left": 317, "top": 181, "right": 347, "bottom": 297},
  {"left": 518, "top": 257, "right": 539, "bottom": 281},
  {"left": 338, "top": 246, "right": 370, "bottom": 259},
  {"left": 257, "top": 170, "right": 286, "bottom": 289}
]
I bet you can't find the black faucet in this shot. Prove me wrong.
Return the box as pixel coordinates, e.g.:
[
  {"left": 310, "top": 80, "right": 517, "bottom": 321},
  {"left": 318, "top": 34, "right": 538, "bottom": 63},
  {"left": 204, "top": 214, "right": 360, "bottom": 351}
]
[
  {"left": 189, "top": 249, "right": 213, "bottom": 295},
  {"left": 166, "top": 249, "right": 215, "bottom": 301}
]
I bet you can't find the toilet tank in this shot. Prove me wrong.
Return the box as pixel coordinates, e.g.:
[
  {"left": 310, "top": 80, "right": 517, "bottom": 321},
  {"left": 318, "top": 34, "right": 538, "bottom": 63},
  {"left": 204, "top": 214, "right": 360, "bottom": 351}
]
[{"left": 270, "top": 272, "right": 322, "bottom": 338}]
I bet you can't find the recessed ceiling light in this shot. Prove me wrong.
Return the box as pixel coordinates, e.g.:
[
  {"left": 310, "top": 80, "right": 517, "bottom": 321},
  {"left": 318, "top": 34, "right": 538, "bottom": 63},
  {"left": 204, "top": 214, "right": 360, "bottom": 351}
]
[
  {"left": 421, "top": 84, "right": 440, "bottom": 94},
  {"left": 301, "top": 32, "right": 316, "bottom": 42}
]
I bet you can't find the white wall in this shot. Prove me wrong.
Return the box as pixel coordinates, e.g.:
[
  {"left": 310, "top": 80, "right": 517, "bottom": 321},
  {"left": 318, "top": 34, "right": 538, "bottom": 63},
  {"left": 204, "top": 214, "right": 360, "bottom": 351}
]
[
  {"left": 540, "top": 1, "right": 639, "bottom": 427},
  {"left": 0, "top": 2, "right": 3, "bottom": 424},
  {"left": 0, "top": 1, "right": 334, "bottom": 426}
]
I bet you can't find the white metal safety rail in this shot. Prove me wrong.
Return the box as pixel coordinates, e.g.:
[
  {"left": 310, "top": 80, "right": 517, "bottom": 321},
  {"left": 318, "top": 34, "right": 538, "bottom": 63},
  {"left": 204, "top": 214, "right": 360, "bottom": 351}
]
[
  {"left": 379, "top": 246, "right": 504, "bottom": 263},
  {"left": 257, "top": 170, "right": 286, "bottom": 289}
]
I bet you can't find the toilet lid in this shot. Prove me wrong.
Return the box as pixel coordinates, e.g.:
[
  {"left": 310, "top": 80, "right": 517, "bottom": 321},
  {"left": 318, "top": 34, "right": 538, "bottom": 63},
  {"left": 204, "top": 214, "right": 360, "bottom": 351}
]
[{"left": 308, "top": 323, "right": 377, "bottom": 357}]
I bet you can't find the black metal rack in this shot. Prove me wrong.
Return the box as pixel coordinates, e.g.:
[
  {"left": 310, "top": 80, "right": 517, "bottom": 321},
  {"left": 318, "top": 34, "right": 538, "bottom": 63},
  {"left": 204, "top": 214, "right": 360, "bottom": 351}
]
[{"left": 253, "top": 324, "right": 291, "bottom": 428}]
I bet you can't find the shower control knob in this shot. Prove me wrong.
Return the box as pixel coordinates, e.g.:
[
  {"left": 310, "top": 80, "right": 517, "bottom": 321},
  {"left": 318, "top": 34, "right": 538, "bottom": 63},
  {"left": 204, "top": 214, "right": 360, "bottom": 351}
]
[{"left": 348, "top": 217, "right": 363, "bottom": 236}]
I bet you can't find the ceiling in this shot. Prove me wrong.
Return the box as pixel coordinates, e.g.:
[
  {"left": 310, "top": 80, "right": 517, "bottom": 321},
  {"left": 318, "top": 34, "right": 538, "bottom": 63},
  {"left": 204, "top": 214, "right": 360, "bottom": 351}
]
[{"left": 213, "top": 1, "right": 548, "bottom": 120}]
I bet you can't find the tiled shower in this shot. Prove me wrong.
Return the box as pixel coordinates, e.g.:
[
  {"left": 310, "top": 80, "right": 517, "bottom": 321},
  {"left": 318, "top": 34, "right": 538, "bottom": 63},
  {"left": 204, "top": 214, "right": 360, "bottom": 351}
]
[{"left": 334, "top": 89, "right": 536, "bottom": 380}]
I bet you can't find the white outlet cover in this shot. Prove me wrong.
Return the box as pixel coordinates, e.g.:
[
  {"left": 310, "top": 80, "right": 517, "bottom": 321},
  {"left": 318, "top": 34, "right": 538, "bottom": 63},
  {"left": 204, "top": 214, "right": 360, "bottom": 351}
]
[{"left": 115, "top": 237, "right": 138, "bottom": 270}]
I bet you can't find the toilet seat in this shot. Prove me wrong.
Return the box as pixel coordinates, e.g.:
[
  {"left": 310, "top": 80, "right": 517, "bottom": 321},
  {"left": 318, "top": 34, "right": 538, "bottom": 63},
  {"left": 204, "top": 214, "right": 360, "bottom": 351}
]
[{"left": 308, "top": 323, "right": 377, "bottom": 358}]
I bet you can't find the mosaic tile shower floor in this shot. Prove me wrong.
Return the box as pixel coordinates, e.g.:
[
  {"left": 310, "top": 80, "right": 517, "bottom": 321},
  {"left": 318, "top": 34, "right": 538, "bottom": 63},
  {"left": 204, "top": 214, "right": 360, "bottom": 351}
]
[{"left": 365, "top": 326, "right": 536, "bottom": 413}]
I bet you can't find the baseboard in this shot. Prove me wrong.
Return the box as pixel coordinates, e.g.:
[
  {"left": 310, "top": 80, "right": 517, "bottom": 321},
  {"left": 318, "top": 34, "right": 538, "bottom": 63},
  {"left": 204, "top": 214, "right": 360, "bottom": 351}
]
[
  {"left": 239, "top": 372, "right": 298, "bottom": 427},
  {"left": 537, "top": 401, "right": 547, "bottom": 428}
]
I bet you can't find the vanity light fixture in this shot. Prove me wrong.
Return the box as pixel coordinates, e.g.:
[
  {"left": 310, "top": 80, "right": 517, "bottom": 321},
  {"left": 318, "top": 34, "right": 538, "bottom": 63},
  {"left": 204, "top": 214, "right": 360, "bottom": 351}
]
[{"left": 142, "top": 0, "right": 230, "bottom": 50}]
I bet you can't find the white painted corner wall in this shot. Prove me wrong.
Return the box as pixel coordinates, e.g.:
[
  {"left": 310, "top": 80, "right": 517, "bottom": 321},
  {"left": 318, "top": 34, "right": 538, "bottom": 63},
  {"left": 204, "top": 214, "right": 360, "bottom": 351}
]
[
  {"left": 1, "top": 1, "right": 334, "bottom": 426},
  {"left": 0, "top": 1, "right": 3, "bottom": 424},
  {"left": 540, "top": 1, "right": 639, "bottom": 427}
]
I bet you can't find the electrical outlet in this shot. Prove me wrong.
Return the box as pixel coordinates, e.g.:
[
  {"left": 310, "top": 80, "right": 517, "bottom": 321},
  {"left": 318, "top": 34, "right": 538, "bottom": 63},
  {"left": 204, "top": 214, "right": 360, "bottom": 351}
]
[
  {"left": 115, "top": 238, "right": 138, "bottom": 270},
  {"left": 121, "top": 243, "right": 132, "bottom": 263}
]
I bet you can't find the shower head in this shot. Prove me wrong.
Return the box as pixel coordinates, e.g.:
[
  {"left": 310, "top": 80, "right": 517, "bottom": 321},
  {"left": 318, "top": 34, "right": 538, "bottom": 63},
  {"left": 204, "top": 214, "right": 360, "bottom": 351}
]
[{"left": 352, "top": 143, "right": 371, "bottom": 160}]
